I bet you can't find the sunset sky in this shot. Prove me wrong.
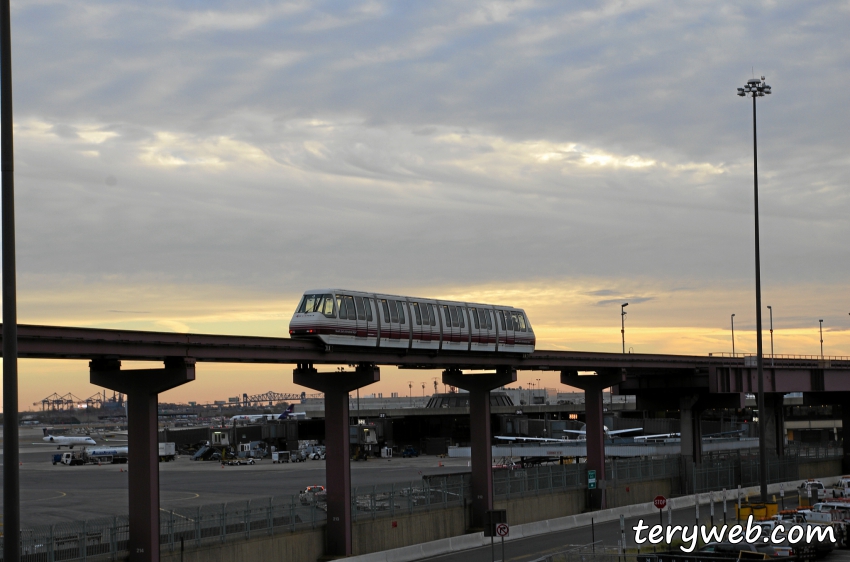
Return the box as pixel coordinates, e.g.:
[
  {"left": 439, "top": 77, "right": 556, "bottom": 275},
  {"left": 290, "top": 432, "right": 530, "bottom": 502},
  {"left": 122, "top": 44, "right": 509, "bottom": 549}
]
[{"left": 4, "top": 1, "right": 849, "bottom": 409}]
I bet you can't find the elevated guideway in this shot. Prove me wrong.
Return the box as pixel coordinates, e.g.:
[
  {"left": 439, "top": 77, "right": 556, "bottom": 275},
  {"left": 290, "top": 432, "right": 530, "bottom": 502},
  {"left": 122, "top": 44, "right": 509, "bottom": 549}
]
[{"left": 4, "top": 323, "right": 850, "bottom": 560}]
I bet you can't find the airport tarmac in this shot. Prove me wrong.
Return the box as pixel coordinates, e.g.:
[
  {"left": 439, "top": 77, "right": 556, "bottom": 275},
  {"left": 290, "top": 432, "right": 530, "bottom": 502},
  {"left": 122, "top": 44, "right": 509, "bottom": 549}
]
[{"left": 1, "top": 427, "right": 471, "bottom": 528}]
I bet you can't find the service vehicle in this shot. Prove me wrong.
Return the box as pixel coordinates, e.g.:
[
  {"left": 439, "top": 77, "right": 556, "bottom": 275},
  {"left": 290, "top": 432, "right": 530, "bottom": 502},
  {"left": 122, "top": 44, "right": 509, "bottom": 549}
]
[
  {"left": 299, "top": 485, "right": 326, "bottom": 505},
  {"left": 158, "top": 442, "right": 176, "bottom": 462},
  {"left": 833, "top": 476, "right": 850, "bottom": 498},
  {"left": 401, "top": 446, "right": 419, "bottom": 458},
  {"left": 290, "top": 290, "right": 535, "bottom": 354},
  {"left": 272, "top": 451, "right": 288, "bottom": 463}
]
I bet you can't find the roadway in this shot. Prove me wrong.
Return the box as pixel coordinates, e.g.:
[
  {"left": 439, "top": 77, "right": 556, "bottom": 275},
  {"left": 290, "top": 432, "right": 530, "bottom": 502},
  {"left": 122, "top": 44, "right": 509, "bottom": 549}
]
[{"left": 419, "top": 496, "right": 809, "bottom": 562}]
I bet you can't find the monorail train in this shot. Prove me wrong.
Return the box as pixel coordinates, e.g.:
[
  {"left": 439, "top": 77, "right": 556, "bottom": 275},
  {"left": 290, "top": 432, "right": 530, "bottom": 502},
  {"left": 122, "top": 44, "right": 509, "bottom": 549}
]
[{"left": 289, "top": 289, "right": 535, "bottom": 354}]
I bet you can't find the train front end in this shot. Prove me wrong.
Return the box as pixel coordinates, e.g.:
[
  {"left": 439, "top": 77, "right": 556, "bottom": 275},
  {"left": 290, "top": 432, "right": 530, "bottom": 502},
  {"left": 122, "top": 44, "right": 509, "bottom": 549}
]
[{"left": 289, "top": 291, "right": 336, "bottom": 344}]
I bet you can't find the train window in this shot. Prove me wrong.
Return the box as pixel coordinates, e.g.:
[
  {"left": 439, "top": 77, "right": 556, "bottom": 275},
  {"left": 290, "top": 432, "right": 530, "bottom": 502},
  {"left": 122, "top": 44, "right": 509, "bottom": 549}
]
[
  {"left": 388, "top": 300, "right": 399, "bottom": 323},
  {"left": 421, "top": 303, "right": 430, "bottom": 325},
  {"left": 296, "top": 295, "right": 310, "bottom": 313},
  {"left": 344, "top": 296, "right": 357, "bottom": 320},
  {"left": 516, "top": 312, "right": 526, "bottom": 332},
  {"left": 354, "top": 297, "right": 365, "bottom": 320},
  {"left": 449, "top": 306, "right": 458, "bottom": 327},
  {"left": 457, "top": 307, "right": 465, "bottom": 328},
  {"left": 485, "top": 310, "right": 493, "bottom": 330},
  {"left": 364, "top": 298, "right": 373, "bottom": 321},
  {"left": 321, "top": 295, "right": 335, "bottom": 317},
  {"left": 515, "top": 312, "right": 527, "bottom": 332},
  {"left": 506, "top": 312, "right": 515, "bottom": 331},
  {"left": 430, "top": 305, "right": 437, "bottom": 326},
  {"left": 397, "top": 301, "right": 406, "bottom": 324},
  {"left": 336, "top": 296, "right": 346, "bottom": 319},
  {"left": 470, "top": 307, "right": 480, "bottom": 329},
  {"left": 381, "top": 300, "right": 391, "bottom": 323},
  {"left": 412, "top": 303, "right": 422, "bottom": 325},
  {"left": 498, "top": 311, "right": 507, "bottom": 331},
  {"left": 443, "top": 305, "right": 451, "bottom": 327},
  {"left": 521, "top": 312, "right": 531, "bottom": 332}
]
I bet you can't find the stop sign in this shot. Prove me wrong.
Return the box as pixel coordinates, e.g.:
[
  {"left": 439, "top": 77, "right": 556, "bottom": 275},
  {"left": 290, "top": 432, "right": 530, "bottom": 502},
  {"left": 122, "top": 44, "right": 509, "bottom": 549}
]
[{"left": 654, "top": 495, "right": 667, "bottom": 509}]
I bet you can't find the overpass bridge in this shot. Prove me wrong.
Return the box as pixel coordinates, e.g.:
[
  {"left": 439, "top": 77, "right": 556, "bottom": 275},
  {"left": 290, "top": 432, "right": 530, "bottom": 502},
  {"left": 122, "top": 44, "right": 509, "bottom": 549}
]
[{"left": 4, "top": 323, "right": 850, "bottom": 561}]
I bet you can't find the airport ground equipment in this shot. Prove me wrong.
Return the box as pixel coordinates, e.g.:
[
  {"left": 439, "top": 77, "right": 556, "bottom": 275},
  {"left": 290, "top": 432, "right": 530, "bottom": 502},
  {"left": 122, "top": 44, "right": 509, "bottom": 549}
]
[{"left": 158, "top": 442, "right": 176, "bottom": 462}]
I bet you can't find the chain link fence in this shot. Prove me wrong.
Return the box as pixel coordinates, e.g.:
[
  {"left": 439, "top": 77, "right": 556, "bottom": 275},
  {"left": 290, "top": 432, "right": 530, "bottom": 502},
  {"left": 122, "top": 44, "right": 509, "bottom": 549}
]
[
  {"left": 687, "top": 444, "right": 842, "bottom": 494},
  {"left": 5, "top": 445, "right": 842, "bottom": 561}
]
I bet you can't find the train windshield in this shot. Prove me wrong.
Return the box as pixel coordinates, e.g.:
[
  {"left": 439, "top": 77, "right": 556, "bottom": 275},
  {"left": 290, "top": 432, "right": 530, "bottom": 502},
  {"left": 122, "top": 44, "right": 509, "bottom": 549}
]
[{"left": 296, "top": 294, "right": 335, "bottom": 317}]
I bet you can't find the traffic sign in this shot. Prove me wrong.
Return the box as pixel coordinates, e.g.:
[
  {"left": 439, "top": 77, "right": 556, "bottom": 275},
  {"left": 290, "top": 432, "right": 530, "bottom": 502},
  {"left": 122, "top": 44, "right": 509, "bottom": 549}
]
[
  {"left": 588, "top": 469, "right": 597, "bottom": 490},
  {"left": 496, "top": 523, "right": 509, "bottom": 537},
  {"left": 653, "top": 495, "right": 667, "bottom": 509}
]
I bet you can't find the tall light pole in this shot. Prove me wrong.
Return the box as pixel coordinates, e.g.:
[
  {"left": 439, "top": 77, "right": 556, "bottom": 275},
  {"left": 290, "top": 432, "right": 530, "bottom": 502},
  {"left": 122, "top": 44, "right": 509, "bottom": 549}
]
[
  {"left": 1, "top": 0, "right": 21, "bottom": 558},
  {"left": 731, "top": 314, "right": 736, "bottom": 355},
  {"left": 767, "top": 306, "right": 774, "bottom": 367},
  {"left": 738, "top": 75, "right": 771, "bottom": 502},
  {"left": 621, "top": 303, "right": 629, "bottom": 353},
  {"left": 408, "top": 381, "right": 413, "bottom": 406},
  {"left": 819, "top": 319, "right": 824, "bottom": 359}
]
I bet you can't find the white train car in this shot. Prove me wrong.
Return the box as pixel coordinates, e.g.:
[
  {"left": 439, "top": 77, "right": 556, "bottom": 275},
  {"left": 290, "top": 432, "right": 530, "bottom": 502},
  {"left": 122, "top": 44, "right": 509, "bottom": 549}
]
[{"left": 289, "top": 289, "right": 535, "bottom": 354}]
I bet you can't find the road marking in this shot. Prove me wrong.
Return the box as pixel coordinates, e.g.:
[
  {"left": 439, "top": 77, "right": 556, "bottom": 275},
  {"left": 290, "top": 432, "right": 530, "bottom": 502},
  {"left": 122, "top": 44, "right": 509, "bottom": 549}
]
[{"left": 21, "top": 491, "right": 67, "bottom": 503}]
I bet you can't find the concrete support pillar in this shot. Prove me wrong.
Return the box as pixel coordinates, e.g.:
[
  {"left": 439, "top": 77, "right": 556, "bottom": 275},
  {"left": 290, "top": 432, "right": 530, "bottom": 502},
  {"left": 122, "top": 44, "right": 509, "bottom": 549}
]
[
  {"left": 679, "top": 395, "right": 702, "bottom": 465},
  {"left": 90, "top": 357, "right": 195, "bottom": 562},
  {"left": 763, "top": 394, "right": 785, "bottom": 458},
  {"left": 842, "top": 405, "right": 850, "bottom": 474},
  {"left": 442, "top": 367, "right": 516, "bottom": 529},
  {"left": 293, "top": 362, "right": 379, "bottom": 557},
  {"left": 561, "top": 369, "right": 625, "bottom": 510}
]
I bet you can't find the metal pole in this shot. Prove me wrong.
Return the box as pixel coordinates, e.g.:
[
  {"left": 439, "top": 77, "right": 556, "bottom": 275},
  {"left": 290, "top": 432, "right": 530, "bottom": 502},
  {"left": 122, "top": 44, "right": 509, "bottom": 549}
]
[
  {"left": 731, "top": 314, "right": 736, "bottom": 355},
  {"left": 768, "top": 306, "right": 774, "bottom": 367},
  {"left": 621, "top": 303, "right": 628, "bottom": 353},
  {"left": 819, "top": 320, "right": 824, "bottom": 359},
  {"left": 752, "top": 90, "right": 768, "bottom": 503},
  {"left": 1, "top": 0, "right": 20, "bottom": 558}
]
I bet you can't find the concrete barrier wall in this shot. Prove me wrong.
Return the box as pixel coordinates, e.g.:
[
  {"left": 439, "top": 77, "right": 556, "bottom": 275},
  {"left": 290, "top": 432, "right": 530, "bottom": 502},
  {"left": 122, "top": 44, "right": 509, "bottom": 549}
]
[
  {"left": 494, "top": 488, "right": 584, "bottom": 525},
  {"left": 352, "top": 506, "right": 466, "bottom": 555},
  {"left": 606, "top": 478, "right": 675, "bottom": 508},
  {"left": 799, "top": 459, "right": 841, "bottom": 480},
  {"left": 159, "top": 527, "right": 324, "bottom": 562},
  {"left": 159, "top": 458, "right": 841, "bottom": 562}
]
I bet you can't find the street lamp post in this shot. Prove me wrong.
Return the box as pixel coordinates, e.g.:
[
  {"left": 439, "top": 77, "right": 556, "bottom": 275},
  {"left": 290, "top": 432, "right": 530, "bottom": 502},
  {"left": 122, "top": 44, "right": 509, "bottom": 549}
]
[
  {"left": 621, "top": 303, "right": 629, "bottom": 353},
  {"left": 819, "top": 319, "right": 824, "bottom": 359},
  {"left": 731, "top": 314, "right": 736, "bottom": 355},
  {"left": 767, "top": 306, "right": 774, "bottom": 367},
  {"left": 737, "top": 75, "right": 771, "bottom": 502}
]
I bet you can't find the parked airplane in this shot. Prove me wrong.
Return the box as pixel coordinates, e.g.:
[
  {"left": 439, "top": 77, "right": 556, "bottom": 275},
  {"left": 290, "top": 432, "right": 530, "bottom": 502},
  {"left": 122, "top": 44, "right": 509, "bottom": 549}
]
[
  {"left": 562, "top": 426, "right": 643, "bottom": 440},
  {"left": 229, "top": 404, "right": 305, "bottom": 424},
  {"left": 34, "top": 429, "right": 97, "bottom": 449},
  {"left": 495, "top": 436, "right": 578, "bottom": 444}
]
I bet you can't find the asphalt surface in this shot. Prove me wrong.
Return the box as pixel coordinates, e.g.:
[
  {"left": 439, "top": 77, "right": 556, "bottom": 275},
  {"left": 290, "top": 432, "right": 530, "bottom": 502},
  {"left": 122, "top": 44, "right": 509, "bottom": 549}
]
[
  {"left": 421, "top": 497, "right": 811, "bottom": 562},
  {"left": 2, "top": 427, "right": 471, "bottom": 527}
]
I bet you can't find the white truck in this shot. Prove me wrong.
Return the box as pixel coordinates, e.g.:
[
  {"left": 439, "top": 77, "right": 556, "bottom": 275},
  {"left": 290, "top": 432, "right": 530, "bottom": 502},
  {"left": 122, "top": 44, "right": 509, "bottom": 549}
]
[
  {"left": 833, "top": 476, "right": 850, "bottom": 498},
  {"left": 159, "top": 442, "right": 176, "bottom": 462}
]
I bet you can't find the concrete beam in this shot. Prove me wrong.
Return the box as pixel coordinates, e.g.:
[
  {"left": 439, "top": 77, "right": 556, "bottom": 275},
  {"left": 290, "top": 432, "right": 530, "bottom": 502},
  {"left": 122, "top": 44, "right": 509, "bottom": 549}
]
[
  {"left": 441, "top": 368, "right": 516, "bottom": 529},
  {"left": 90, "top": 357, "right": 195, "bottom": 562},
  {"left": 293, "top": 363, "right": 379, "bottom": 557}
]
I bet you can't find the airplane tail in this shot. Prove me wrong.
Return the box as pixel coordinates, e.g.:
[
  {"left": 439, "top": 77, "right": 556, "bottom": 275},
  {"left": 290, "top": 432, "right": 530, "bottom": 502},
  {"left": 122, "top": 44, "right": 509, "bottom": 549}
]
[
  {"left": 286, "top": 404, "right": 295, "bottom": 414},
  {"left": 42, "top": 428, "right": 49, "bottom": 437}
]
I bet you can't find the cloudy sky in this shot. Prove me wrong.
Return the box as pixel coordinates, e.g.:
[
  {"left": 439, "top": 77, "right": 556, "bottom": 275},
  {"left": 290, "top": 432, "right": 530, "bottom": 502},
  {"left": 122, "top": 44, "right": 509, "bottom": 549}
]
[{"left": 5, "top": 1, "right": 850, "bottom": 408}]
